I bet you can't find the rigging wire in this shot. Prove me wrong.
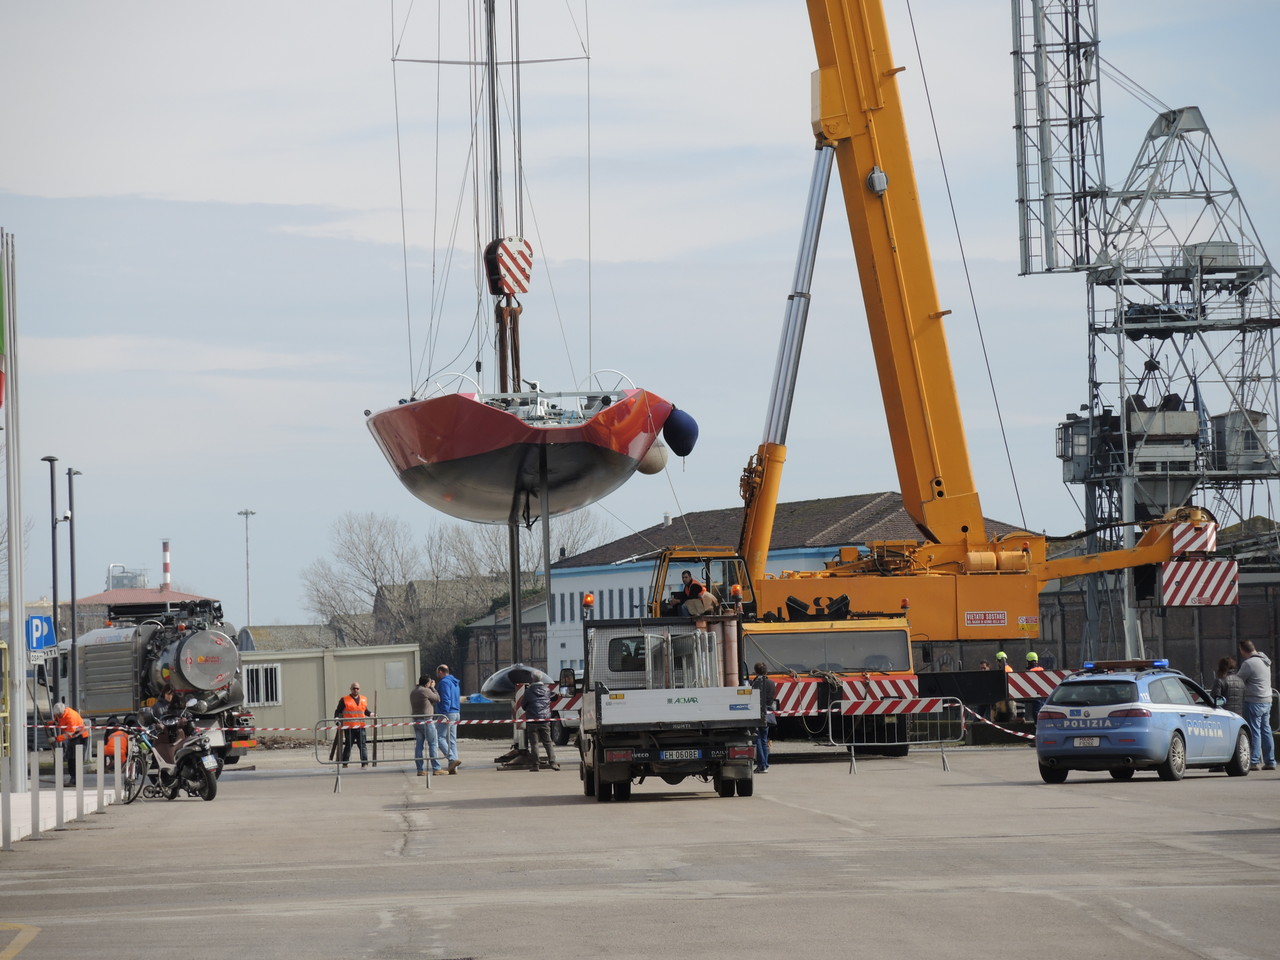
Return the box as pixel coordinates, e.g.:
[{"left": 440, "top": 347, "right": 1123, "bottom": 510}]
[
  {"left": 390, "top": 3, "right": 416, "bottom": 396},
  {"left": 575, "top": 0, "right": 594, "bottom": 376},
  {"left": 391, "top": 1, "right": 600, "bottom": 398},
  {"left": 1097, "top": 55, "right": 1171, "bottom": 114},
  {"left": 905, "top": 0, "right": 1028, "bottom": 529}
]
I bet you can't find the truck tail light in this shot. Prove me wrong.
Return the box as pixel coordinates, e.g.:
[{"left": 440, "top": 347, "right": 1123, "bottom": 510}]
[
  {"left": 604, "top": 749, "right": 634, "bottom": 763},
  {"left": 729, "top": 745, "right": 755, "bottom": 760}
]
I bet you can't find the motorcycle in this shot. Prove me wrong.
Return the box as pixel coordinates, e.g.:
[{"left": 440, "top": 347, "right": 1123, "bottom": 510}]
[{"left": 132, "top": 699, "right": 219, "bottom": 802}]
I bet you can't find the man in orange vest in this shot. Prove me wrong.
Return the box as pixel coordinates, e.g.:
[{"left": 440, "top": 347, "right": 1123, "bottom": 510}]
[
  {"left": 49, "top": 702, "right": 91, "bottom": 785},
  {"left": 334, "top": 682, "right": 373, "bottom": 768}
]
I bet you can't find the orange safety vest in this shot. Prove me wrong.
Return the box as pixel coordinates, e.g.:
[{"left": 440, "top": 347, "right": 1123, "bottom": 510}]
[
  {"left": 341, "top": 694, "right": 369, "bottom": 729},
  {"left": 103, "top": 729, "right": 129, "bottom": 759},
  {"left": 52, "top": 706, "right": 89, "bottom": 743},
  {"left": 1028, "top": 665, "right": 1045, "bottom": 673}
]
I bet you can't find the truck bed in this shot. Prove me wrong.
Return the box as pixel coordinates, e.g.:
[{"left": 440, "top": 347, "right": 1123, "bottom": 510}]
[{"left": 582, "top": 685, "right": 762, "bottom": 732}]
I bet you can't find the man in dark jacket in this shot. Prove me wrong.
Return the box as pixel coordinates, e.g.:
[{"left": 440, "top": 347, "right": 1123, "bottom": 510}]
[
  {"left": 1237, "top": 640, "right": 1275, "bottom": 771},
  {"left": 521, "top": 680, "right": 560, "bottom": 771},
  {"left": 750, "top": 662, "right": 777, "bottom": 773}
]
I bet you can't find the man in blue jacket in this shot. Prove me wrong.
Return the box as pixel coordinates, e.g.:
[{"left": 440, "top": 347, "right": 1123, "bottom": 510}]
[{"left": 436, "top": 664, "right": 463, "bottom": 773}]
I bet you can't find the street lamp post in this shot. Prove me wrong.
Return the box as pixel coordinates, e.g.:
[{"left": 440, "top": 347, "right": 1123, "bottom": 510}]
[
  {"left": 67, "top": 468, "right": 82, "bottom": 706},
  {"left": 238, "top": 509, "right": 256, "bottom": 627},
  {"left": 40, "top": 455, "right": 60, "bottom": 704}
]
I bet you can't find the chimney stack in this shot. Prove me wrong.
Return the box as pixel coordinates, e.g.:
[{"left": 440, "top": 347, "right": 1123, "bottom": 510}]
[{"left": 161, "top": 539, "right": 171, "bottom": 592}]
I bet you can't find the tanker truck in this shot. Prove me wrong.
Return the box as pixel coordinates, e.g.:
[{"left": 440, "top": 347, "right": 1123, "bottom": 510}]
[{"left": 46, "top": 599, "right": 256, "bottom": 770}]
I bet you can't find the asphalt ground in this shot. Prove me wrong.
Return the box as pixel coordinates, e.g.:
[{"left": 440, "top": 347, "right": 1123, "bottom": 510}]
[{"left": 2, "top": 738, "right": 1277, "bottom": 960}]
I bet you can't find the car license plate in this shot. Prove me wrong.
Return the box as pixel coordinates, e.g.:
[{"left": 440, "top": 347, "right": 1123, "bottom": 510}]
[
  {"left": 1073, "top": 737, "right": 1099, "bottom": 748},
  {"left": 660, "top": 749, "right": 702, "bottom": 760},
  {"left": 201, "top": 754, "right": 219, "bottom": 770}
]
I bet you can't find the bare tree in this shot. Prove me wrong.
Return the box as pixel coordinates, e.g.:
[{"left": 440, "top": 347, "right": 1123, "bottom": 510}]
[
  {"left": 440, "top": 509, "right": 615, "bottom": 590},
  {"left": 301, "top": 509, "right": 616, "bottom": 651},
  {"left": 302, "top": 513, "right": 426, "bottom": 645}
]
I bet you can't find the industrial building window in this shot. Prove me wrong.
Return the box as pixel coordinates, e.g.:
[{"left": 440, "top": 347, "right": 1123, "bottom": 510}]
[
  {"left": 245, "top": 663, "right": 282, "bottom": 707},
  {"left": 549, "top": 594, "right": 556, "bottom": 624}
]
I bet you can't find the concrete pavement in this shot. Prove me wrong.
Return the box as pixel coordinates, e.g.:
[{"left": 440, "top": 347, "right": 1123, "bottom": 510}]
[{"left": 2, "top": 740, "right": 1278, "bottom": 960}]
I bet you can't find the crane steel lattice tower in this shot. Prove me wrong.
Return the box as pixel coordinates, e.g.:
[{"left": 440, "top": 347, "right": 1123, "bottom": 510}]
[{"left": 1013, "top": 0, "right": 1280, "bottom": 659}]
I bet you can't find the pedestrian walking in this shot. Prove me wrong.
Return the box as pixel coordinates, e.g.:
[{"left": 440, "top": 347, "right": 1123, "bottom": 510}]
[{"left": 436, "top": 664, "right": 462, "bottom": 773}]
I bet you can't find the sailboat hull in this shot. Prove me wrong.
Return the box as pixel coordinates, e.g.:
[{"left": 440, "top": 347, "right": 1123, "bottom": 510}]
[{"left": 367, "top": 389, "right": 672, "bottom": 523}]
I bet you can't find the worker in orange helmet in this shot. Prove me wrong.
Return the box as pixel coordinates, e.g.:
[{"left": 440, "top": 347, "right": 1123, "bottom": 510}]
[
  {"left": 1024, "top": 651, "right": 1046, "bottom": 721},
  {"left": 49, "top": 702, "right": 91, "bottom": 785}
]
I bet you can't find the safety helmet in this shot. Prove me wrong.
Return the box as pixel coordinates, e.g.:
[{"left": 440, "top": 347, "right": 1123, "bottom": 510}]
[
  {"left": 1026, "top": 651, "right": 1039, "bottom": 662},
  {"left": 995, "top": 651, "right": 1007, "bottom": 661}
]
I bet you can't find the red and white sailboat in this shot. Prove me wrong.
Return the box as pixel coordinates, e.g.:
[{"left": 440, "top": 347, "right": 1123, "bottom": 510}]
[{"left": 367, "top": 2, "right": 691, "bottom": 527}]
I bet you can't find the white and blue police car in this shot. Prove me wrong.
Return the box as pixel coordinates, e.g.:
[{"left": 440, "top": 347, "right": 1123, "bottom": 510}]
[{"left": 1035, "top": 659, "right": 1250, "bottom": 783}]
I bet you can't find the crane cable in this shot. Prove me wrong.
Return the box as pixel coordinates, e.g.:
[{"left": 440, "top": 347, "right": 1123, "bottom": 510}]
[{"left": 904, "top": 0, "right": 1028, "bottom": 529}]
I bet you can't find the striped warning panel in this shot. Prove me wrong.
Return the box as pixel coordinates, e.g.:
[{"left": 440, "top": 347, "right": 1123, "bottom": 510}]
[
  {"left": 1171, "top": 522, "right": 1217, "bottom": 555},
  {"left": 839, "top": 677, "right": 919, "bottom": 700},
  {"left": 1006, "top": 669, "right": 1072, "bottom": 700},
  {"left": 495, "top": 237, "right": 533, "bottom": 294},
  {"left": 837, "top": 697, "right": 945, "bottom": 716},
  {"left": 773, "top": 676, "right": 920, "bottom": 715},
  {"left": 774, "top": 679, "right": 822, "bottom": 716},
  {"left": 550, "top": 693, "right": 582, "bottom": 712},
  {"left": 1160, "top": 559, "right": 1239, "bottom": 606}
]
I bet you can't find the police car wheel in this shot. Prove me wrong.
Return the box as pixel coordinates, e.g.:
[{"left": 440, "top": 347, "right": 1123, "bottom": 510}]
[
  {"left": 1156, "top": 732, "right": 1187, "bottom": 782},
  {"left": 1038, "top": 763, "right": 1068, "bottom": 784},
  {"left": 1108, "top": 768, "right": 1135, "bottom": 781},
  {"left": 1225, "top": 729, "right": 1251, "bottom": 777}
]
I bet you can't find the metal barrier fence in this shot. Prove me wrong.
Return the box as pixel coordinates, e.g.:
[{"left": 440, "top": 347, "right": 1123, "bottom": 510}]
[
  {"left": 313, "top": 714, "right": 451, "bottom": 791},
  {"left": 825, "top": 697, "right": 967, "bottom": 773}
]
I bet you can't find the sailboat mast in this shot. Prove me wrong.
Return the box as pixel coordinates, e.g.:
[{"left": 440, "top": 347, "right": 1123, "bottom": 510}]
[{"left": 484, "top": 0, "right": 523, "bottom": 394}]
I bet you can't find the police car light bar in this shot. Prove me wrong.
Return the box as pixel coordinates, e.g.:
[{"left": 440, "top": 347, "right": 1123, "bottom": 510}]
[{"left": 1082, "top": 658, "right": 1170, "bottom": 673}]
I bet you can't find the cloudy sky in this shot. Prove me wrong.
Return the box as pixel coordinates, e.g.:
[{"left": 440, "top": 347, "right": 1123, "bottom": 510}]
[{"left": 3, "top": 1, "right": 1278, "bottom": 626}]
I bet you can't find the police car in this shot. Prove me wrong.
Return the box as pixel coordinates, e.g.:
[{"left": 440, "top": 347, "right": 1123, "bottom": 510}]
[{"left": 1035, "top": 660, "right": 1250, "bottom": 783}]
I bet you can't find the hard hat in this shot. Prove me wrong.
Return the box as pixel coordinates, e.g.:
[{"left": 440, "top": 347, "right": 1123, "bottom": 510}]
[
  {"left": 1026, "top": 651, "right": 1039, "bottom": 662},
  {"left": 996, "top": 651, "right": 1007, "bottom": 660}
]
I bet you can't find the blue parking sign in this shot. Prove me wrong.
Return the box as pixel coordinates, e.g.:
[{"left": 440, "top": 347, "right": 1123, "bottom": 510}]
[{"left": 26, "top": 615, "right": 55, "bottom": 651}]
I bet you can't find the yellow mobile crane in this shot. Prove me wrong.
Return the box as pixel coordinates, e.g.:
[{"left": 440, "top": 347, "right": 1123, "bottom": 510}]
[{"left": 643, "top": 0, "right": 1229, "bottom": 743}]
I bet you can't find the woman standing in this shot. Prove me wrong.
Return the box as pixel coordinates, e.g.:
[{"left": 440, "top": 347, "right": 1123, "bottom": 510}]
[{"left": 1211, "top": 657, "right": 1245, "bottom": 718}]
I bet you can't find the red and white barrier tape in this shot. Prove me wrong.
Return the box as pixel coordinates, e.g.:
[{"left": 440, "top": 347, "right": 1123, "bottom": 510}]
[{"left": 961, "top": 705, "right": 1035, "bottom": 741}]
